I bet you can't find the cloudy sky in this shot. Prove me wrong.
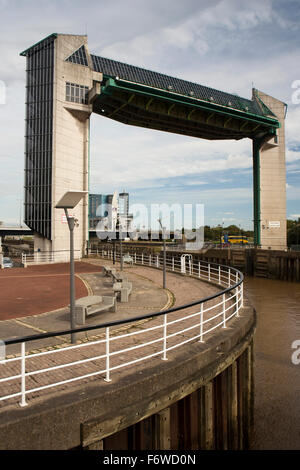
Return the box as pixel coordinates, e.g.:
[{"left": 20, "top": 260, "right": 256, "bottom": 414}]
[{"left": 0, "top": 0, "right": 299, "bottom": 229}]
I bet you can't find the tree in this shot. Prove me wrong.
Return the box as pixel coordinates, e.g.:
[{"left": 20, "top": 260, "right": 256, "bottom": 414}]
[
  {"left": 287, "top": 218, "right": 300, "bottom": 246},
  {"left": 204, "top": 224, "right": 253, "bottom": 242}
]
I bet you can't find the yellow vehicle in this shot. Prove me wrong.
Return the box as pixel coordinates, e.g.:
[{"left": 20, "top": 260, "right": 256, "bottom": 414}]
[{"left": 221, "top": 235, "right": 248, "bottom": 245}]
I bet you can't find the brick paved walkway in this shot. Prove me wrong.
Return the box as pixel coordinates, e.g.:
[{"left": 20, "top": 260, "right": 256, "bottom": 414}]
[
  {"left": 0, "top": 262, "right": 102, "bottom": 320},
  {"left": 0, "top": 260, "right": 236, "bottom": 410}
]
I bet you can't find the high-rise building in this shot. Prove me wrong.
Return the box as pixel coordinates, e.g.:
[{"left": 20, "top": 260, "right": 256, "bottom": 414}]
[
  {"left": 118, "top": 191, "right": 133, "bottom": 233},
  {"left": 89, "top": 191, "right": 133, "bottom": 235},
  {"left": 89, "top": 191, "right": 118, "bottom": 232}
]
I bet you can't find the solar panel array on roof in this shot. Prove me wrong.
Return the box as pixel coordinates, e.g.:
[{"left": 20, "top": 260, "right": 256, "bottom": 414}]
[
  {"left": 90, "top": 54, "right": 270, "bottom": 117},
  {"left": 66, "top": 45, "right": 88, "bottom": 67}
]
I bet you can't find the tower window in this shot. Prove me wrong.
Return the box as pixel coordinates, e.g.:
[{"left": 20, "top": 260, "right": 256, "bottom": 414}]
[{"left": 66, "top": 82, "right": 89, "bottom": 104}]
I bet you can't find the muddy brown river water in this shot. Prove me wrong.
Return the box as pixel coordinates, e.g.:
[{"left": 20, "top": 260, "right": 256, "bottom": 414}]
[{"left": 245, "top": 276, "right": 300, "bottom": 450}]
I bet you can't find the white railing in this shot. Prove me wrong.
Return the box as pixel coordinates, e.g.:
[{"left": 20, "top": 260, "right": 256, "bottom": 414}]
[
  {"left": 21, "top": 250, "right": 82, "bottom": 266},
  {"left": 0, "top": 252, "right": 243, "bottom": 408},
  {"left": 91, "top": 248, "right": 240, "bottom": 285}
]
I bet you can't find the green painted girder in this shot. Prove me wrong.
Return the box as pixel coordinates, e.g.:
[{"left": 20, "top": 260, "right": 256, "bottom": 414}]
[
  {"left": 96, "top": 92, "right": 229, "bottom": 139},
  {"left": 96, "top": 101, "right": 247, "bottom": 140},
  {"left": 253, "top": 138, "right": 262, "bottom": 246},
  {"left": 107, "top": 93, "right": 135, "bottom": 118},
  {"left": 94, "top": 87, "right": 275, "bottom": 141},
  {"left": 96, "top": 99, "right": 264, "bottom": 141},
  {"left": 95, "top": 76, "right": 280, "bottom": 140}
]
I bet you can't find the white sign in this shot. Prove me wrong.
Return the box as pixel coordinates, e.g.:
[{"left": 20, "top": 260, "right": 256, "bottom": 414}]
[{"left": 269, "top": 221, "right": 280, "bottom": 228}]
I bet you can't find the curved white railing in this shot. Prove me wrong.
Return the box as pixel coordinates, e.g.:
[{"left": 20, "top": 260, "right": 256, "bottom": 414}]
[
  {"left": 0, "top": 252, "right": 243, "bottom": 408},
  {"left": 21, "top": 250, "right": 82, "bottom": 266}
]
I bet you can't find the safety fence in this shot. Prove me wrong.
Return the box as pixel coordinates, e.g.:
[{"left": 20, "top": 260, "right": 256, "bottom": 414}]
[
  {"left": 93, "top": 248, "right": 242, "bottom": 283},
  {"left": 0, "top": 253, "right": 243, "bottom": 408},
  {"left": 21, "top": 250, "right": 81, "bottom": 266}
]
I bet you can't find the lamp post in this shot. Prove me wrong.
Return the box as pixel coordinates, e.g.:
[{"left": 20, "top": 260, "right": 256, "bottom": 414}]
[
  {"left": 55, "top": 191, "right": 88, "bottom": 344},
  {"left": 158, "top": 219, "right": 166, "bottom": 289},
  {"left": 120, "top": 223, "right": 123, "bottom": 272},
  {"left": 113, "top": 239, "right": 116, "bottom": 265},
  {"left": 116, "top": 217, "right": 124, "bottom": 271}
]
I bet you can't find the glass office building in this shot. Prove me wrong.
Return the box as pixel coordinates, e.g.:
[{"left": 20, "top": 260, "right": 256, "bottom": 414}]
[{"left": 89, "top": 194, "right": 115, "bottom": 229}]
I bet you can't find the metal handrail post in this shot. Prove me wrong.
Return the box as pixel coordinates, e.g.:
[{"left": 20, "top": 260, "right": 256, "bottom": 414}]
[
  {"left": 19, "top": 342, "right": 28, "bottom": 407},
  {"left": 222, "top": 294, "right": 227, "bottom": 328},
  {"left": 104, "top": 327, "right": 111, "bottom": 382},
  {"left": 199, "top": 303, "right": 204, "bottom": 343},
  {"left": 162, "top": 314, "right": 168, "bottom": 361}
]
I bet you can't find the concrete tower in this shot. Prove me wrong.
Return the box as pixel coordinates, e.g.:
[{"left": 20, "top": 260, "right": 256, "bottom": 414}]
[
  {"left": 21, "top": 34, "right": 102, "bottom": 259},
  {"left": 252, "top": 90, "right": 287, "bottom": 250}
]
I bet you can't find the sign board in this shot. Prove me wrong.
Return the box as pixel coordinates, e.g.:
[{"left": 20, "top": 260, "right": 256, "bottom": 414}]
[{"left": 268, "top": 221, "right": 280, "bottom": 228}]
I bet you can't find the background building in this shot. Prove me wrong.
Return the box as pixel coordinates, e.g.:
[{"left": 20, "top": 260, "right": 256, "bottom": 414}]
[
  {"left": 118, "top": 191, "right": 133, "bottom": 234},
  {"left": 89, "top": 190, "right": 133, "bottom": 237}
]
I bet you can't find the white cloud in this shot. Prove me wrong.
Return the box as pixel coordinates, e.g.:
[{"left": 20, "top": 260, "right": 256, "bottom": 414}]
[
  {"left": 286, "top": 150, "right": 300, "bottom": 163},
  {"left": 286, "top": 185, "right": 300, "bottom": 200},
  {"left": 185, "top": 181, "right": 208, "bottom": 186},
  {"left": 90, "top": 122, "right": 252, "bottom": 190},
  {"left": 0, "top": 0, "right": 300, "bottom": 226},
  {"left": 286, "top": 106, "right": 300, "bottom": 145}
]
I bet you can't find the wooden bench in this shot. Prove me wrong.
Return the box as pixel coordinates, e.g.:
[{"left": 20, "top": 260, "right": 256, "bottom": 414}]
[
  {"left": 74, "top": 295, "right": 116, "bottom": 325},
  {"left": 113, "top": 281, "right": 132, "bottom": 302}
]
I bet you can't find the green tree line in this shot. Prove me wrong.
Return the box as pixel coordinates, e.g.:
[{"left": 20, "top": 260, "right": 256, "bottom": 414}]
[
  {"left": 204, "top": 220, "right": 300, "bottom": 246},
  {"left": 287, "top": 218, "right": 300, "bottom": 246},
  {"left": 204, "top": 224, "right": 253, "bottom": 242}
]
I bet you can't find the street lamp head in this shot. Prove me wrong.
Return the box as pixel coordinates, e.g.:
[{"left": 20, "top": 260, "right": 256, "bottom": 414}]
[{"left": 55, "top": 191, "right": 88, "bottom": 209}]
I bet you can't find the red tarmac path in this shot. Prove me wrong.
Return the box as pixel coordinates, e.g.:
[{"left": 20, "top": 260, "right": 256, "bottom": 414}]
[{"left": 0, "top": 262, "right": 102, "bottom": 320}]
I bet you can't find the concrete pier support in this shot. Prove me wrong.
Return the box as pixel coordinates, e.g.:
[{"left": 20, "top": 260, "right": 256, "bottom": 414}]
[{"left": 253, "top": 90, "right": 287, "bottom": 250}]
